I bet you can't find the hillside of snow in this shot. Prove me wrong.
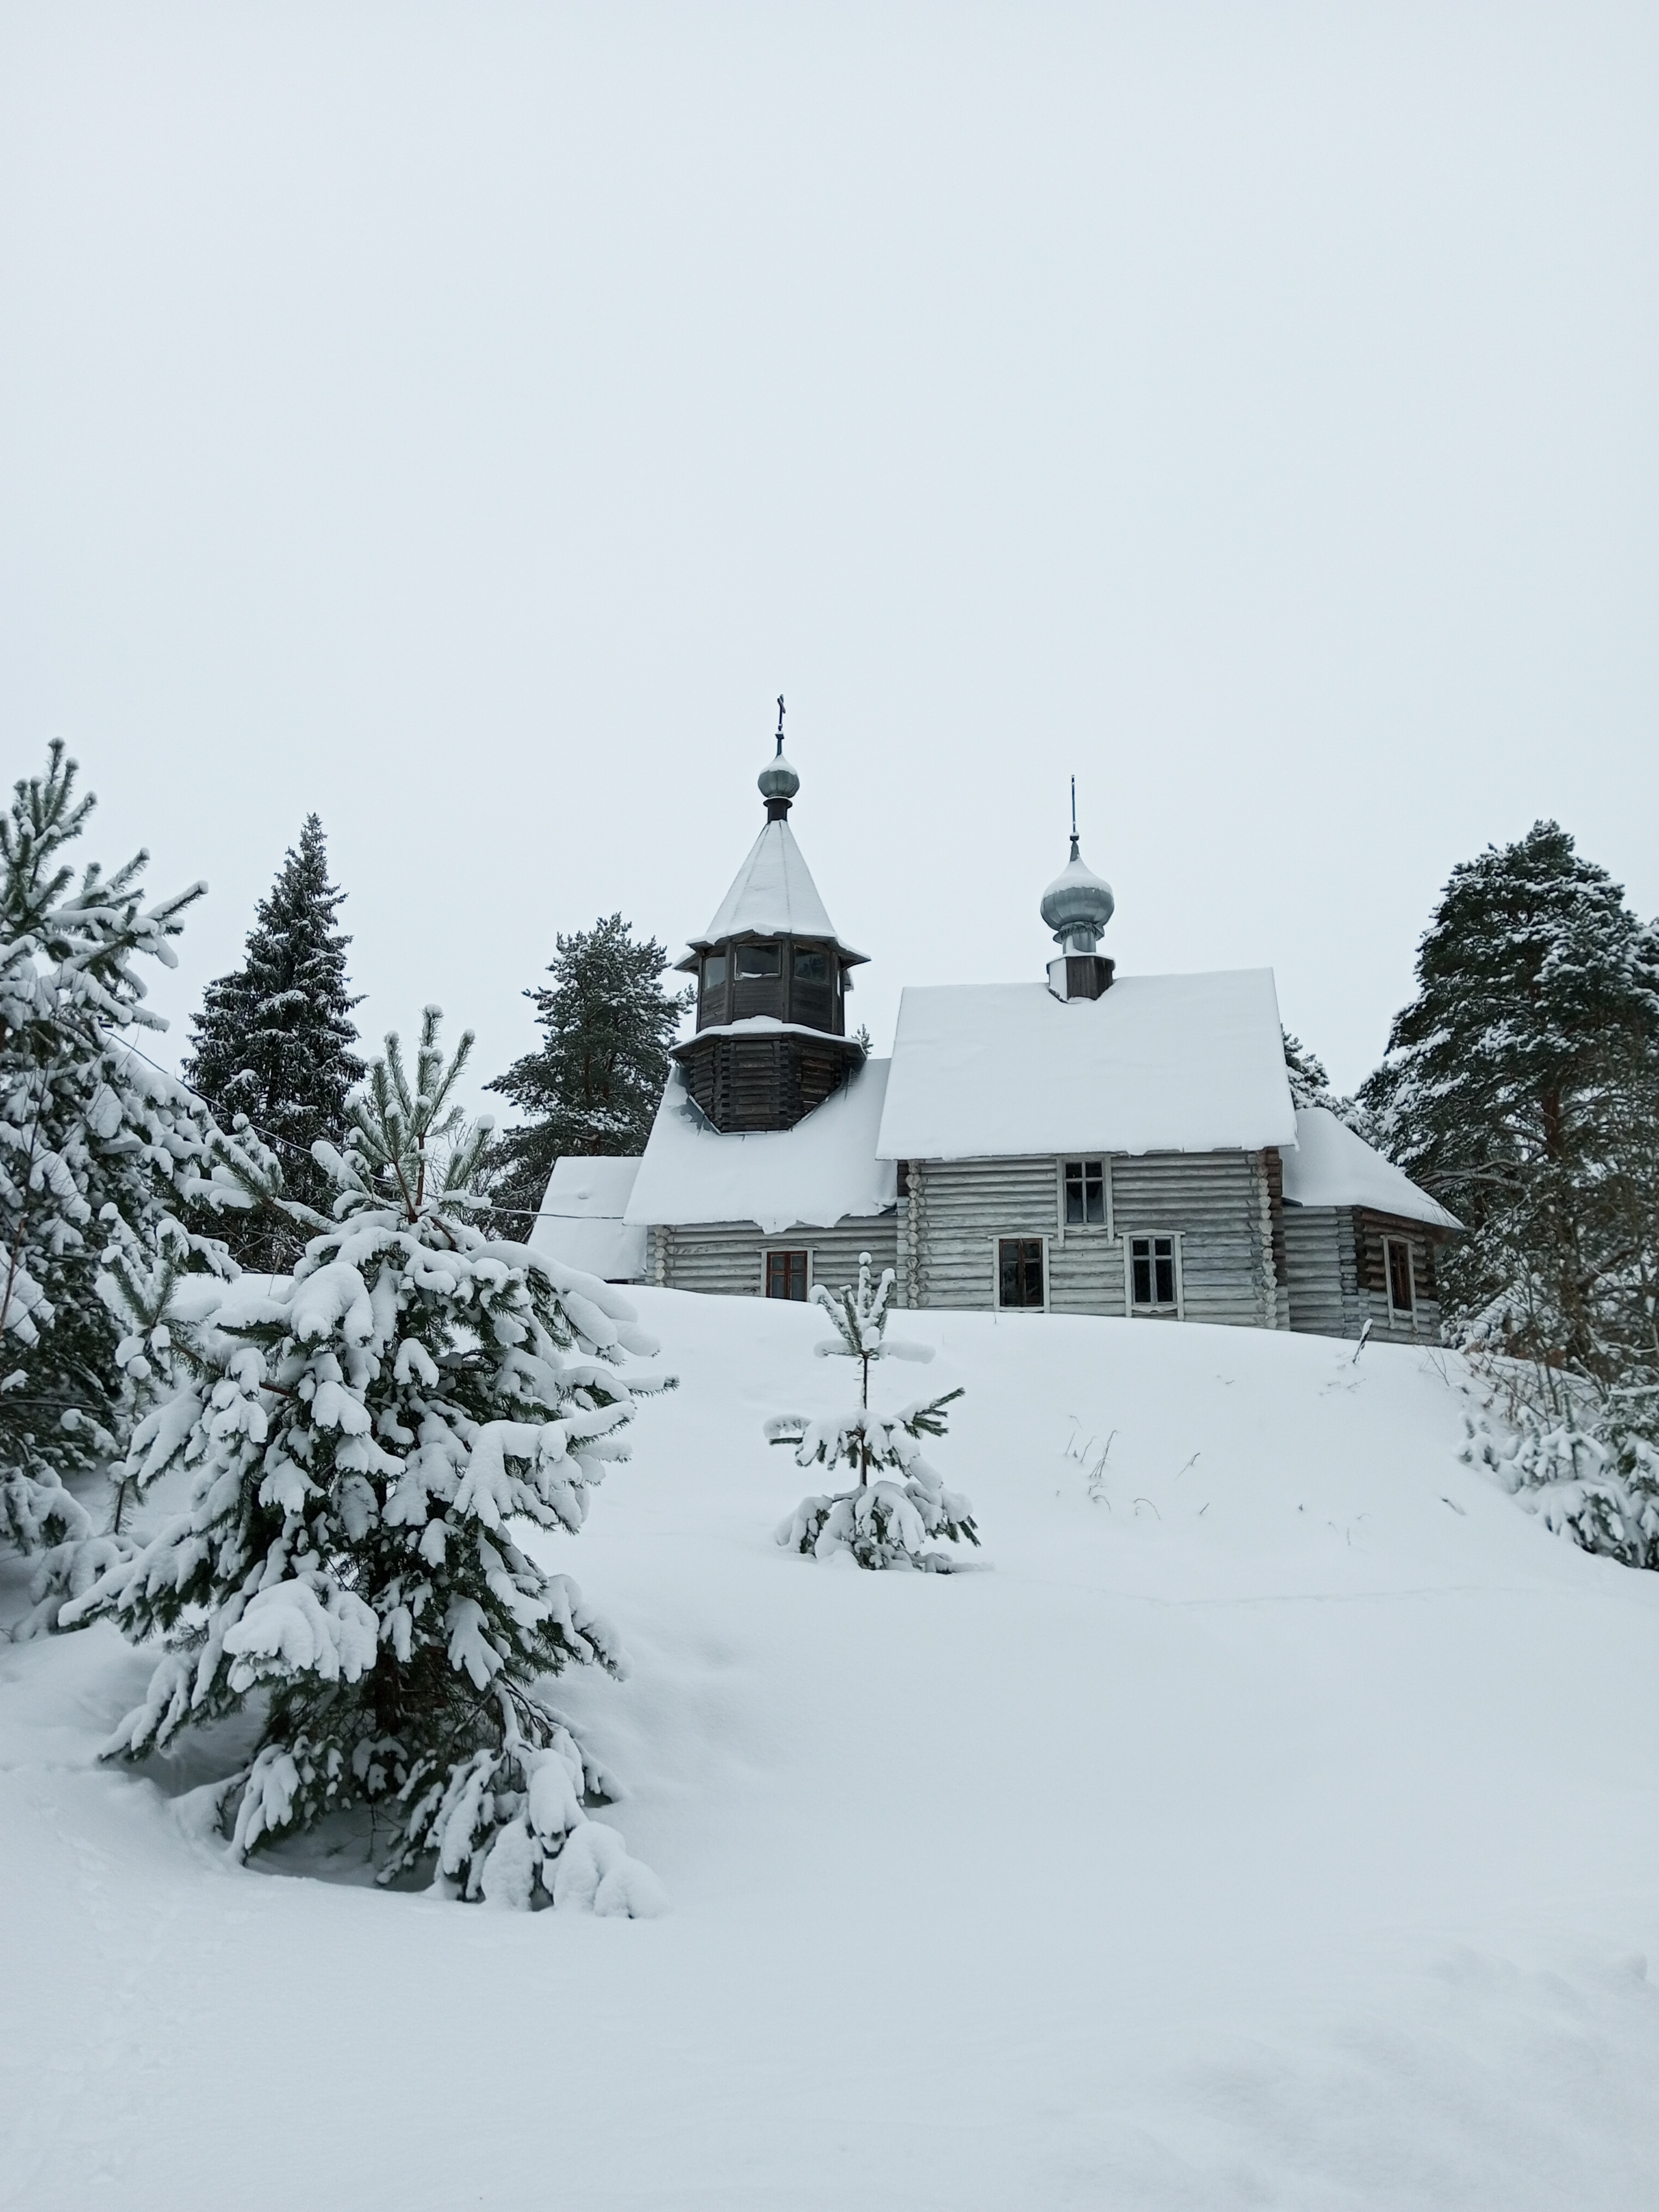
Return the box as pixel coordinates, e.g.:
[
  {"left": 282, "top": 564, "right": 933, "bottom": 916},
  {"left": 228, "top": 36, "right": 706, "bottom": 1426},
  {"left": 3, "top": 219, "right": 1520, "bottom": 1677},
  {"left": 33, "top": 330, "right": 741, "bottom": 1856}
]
[{"left": 5, "top": 1293, "right": 1659, "bottom": 2210}]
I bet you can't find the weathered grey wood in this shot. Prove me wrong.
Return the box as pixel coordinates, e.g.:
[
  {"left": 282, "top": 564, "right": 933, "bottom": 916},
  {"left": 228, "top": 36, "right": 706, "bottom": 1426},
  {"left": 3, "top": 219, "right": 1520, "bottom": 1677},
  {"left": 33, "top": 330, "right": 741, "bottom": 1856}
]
[
  {"left": 659, "top": 1214, "right": 898, "bottom": 1298},
  {"left": 1283, "top": 1203, "right": 1444, "bottom": 1343},
  {"left": 899, "top": 1149, "right": 1281, "bottom": 1326}
]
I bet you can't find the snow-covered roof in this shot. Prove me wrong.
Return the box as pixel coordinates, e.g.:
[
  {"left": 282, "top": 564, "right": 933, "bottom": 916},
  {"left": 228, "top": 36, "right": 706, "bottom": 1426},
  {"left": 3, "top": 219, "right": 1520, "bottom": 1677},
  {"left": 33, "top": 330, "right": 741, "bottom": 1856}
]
[
  {"left": 684, "top": 818, "right": 866, "bottom": 961},
  {"left": 1281, "top": 1107, "right": 1463, "bottom": 1231},
  {"left": 528, "top": 1156, "right": 650, "bottom": 1281},
  {"left": 876, "top": 972, "right": 1297, "bottom": 1161},
  {"left": 626, "top": 1058, "right": 897, "bottom": 1236}
]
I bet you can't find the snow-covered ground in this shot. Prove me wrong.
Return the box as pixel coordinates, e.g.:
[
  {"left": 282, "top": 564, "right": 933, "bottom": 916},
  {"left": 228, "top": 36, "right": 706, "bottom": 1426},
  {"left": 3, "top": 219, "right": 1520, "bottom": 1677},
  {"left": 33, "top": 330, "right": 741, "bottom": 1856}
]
[{"left": 5, "top": 1293, "right": 1659, "bottom": 2209}]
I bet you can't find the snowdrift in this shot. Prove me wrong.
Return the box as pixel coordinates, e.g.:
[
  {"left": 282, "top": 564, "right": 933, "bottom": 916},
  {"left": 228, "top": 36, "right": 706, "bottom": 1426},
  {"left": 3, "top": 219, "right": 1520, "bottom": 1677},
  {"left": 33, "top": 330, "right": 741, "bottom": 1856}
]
[{"left": 5, "top": 1294, "right": 1659, "bottom": 2209}]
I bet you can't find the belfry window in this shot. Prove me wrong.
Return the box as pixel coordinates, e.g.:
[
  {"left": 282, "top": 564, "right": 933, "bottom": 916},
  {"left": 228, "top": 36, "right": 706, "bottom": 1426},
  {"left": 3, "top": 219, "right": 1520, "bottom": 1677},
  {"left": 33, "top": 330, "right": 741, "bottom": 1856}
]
[
  {"left": 1064, "top": 1160, "right": 1106, "bottom": 1225},
  {"left": 794, "top": 949, "right": 827, "bottom": 983},
  {"left": 701, "top": 953, "right": 726, "bottom": 993},
  {"left": 736, "top": 943, "right": 781, "bottom": 979}
]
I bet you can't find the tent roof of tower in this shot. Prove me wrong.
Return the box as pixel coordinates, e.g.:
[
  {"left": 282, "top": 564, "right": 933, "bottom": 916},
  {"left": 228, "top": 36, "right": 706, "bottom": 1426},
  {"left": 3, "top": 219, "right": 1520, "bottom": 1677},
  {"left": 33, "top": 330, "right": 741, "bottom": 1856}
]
[{"left": 675, "top": 817, "right": 868, "bottom": 969}]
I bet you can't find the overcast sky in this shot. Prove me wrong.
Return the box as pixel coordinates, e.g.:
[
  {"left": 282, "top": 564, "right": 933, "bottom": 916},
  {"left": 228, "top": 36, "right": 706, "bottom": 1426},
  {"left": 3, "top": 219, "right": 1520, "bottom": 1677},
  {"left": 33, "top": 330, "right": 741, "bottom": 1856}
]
[{"left": 2, "top": 2, "right": 1655, "bottom": 1108}]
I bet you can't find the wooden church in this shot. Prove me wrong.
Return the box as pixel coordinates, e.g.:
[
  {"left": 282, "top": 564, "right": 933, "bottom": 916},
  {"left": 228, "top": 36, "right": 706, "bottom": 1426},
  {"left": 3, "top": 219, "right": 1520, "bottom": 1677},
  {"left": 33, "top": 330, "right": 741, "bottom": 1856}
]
[{"left": 537, "top": 723, "right": 1460, "bottom": 1342}]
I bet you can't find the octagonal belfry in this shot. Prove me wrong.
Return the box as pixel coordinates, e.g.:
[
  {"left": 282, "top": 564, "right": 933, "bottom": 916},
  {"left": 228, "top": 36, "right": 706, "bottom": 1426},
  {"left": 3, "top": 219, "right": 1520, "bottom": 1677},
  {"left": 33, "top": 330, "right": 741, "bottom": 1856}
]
[{"left": 671, "top": 724, "right": 867, "bottom": 1133}]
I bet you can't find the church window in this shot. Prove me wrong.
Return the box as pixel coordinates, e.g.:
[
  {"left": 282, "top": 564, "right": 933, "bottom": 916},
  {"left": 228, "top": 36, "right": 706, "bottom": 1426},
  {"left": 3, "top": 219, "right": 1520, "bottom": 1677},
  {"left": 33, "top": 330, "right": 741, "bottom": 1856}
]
[
  {"left": 1064, "top": 1160, "right": 1106, "bottom": 1225},
  {"left": 1386, "top": 1237, "right": 1415, "bottom": 1316},
  {"left": 1128, "top": 1234, "right": 1181, "bottom": 1315},
  {"left": 736, "top": 943, "right": 781, "bottom": 979},
  {"left": 998, "top": 1237, "right": 1045, "bottom": 1309},
  {"left": 765, "top": 1250, "right": 809, "bottom": 1300},
  {"left": 700, "top": 953, "right": 726, "bottom": 992},
  {"left": 794, "top": 949, "right": 827, "bottom": 983}
]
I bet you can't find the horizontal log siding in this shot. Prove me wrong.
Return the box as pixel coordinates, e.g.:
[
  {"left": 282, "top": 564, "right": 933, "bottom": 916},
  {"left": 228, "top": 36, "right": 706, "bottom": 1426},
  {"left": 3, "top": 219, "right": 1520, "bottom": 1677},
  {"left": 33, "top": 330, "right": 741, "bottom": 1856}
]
[
  {"left": 1283, "top": 1206, "right": 1361, "bottom": 1338},
  {"left": 905, "top": 1151, "right": 1278, "bottom": 1327},
  {"left": 1113, "top": 1152, "right": 1277, "bottom": 1328},
  {"left": 658, "top": 1214, "right": 897, "bottom": 1298},
  {"left": 1354, "top": 1209, "right": 1444, "bottom": 1345},
  {"left": 1282, "top": 1205, "right": 1445, "bottom": 1344}
]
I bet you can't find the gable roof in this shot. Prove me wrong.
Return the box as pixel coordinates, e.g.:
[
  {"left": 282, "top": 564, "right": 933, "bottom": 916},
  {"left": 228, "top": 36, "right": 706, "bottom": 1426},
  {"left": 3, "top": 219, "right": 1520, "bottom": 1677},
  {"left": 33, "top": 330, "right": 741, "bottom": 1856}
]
[
  {"left": 1281, "top": 1107, "right": 1462, "bottom": 1230},
  {"left": 679, "top": 817, "right": 867, "bottom": 963},
  {"left": 876, "top": 971, "right": 1297, "bottom": 1161},
  {"left": 528, "top": 1156, "right": 649, "bottom": 1281},
  {"left": 626, "top": 1057, "right": 896, "bottom": 1235}
]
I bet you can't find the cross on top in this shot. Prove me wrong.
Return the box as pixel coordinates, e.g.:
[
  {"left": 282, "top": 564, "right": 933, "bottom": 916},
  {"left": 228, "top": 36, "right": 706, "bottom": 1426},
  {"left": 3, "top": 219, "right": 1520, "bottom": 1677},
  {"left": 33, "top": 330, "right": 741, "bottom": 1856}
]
[{"left": 776, "top": 695, "right": 786, "bottom": 754}]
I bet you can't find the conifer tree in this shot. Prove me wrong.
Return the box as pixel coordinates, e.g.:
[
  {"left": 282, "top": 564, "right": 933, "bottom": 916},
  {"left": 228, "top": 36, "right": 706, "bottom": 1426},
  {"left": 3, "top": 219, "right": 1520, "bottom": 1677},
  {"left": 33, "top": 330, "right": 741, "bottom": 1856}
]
[
  {"left": 1362, "top": 821, "right": 1659, "bottom": 1401},
  {"left": 1281, "top": 1027, "right": 1377, "bottom": 1138},
  {"left": 769, "top": 1253, "right": 977, "bottom": 1570},
  {"left": 184, "top": 815, "right": 363, "bottom": 1269},
  {"left": 485, "top": 915, "right": 690, "bottom": 1225},
  {"left": 0, "top": 743, "right": 233, "bottom": 1618},
  {"left": 69, "top": 1009, "right": 668, "bottom": 1912}
]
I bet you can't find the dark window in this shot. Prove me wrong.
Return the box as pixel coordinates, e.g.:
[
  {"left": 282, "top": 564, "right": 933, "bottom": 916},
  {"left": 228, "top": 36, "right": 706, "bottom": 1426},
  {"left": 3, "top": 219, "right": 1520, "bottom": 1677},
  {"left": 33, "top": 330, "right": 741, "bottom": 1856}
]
[
  {"left": 766, "top": 1250, "right": 809, "bottom": 1300},
  {"left": 1064, "top": 1159, "right": 1106, "bottom": 1225},
  {"left": 793, "top": 949, "right": 827, "bottom": 983},
  {"left": 998, "top": 1237, "right": 1045, "bottom": 1309},
  {"left": 1386, "top": 1238, "right": 1414, "bottom": 1314},
  {"left": 701, "top": 953, "right": 726, "bottom": 991},
  {"left": 1129, "top": 1234, "right": 1178, "bottom": 1311},
  {"left": 736, "top": 943, "right": 781, "bottom": 979}
]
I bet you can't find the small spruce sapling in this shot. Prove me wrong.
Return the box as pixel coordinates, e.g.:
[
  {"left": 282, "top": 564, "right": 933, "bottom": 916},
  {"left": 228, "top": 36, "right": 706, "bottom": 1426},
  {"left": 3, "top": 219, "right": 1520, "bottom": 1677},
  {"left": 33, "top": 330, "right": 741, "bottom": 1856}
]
[
  {"left": 768, "top": 1251, "right": 977, "bottom": 1570},
  {"left": 67, "top": 1008, "right": 668, "bottom": 1913}
]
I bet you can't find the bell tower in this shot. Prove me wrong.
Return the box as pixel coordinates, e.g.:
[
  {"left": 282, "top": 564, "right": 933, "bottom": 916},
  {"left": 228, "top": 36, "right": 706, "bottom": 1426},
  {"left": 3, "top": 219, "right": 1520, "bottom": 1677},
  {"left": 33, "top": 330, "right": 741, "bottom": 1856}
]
[{"left": 671, "top": 702, "right": 868, "bottom": 1132}]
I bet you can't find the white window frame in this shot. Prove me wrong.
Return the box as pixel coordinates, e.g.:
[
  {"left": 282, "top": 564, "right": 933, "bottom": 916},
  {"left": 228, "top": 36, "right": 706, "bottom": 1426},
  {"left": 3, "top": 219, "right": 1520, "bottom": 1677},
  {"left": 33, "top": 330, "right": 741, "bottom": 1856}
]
[
  {"left": 1055, "top": 1156, "right": 1113, "bottom": 1243},
  {"left": 992, "top": 1233, "right": 1050, "bottom": 1313},
  {"left": 1384, "top": 1235, "right": 1416, "bottom": 1320},
  {"left": 761, "top": 1246, "right": 814, "bottom": 1301},
  {"left": 1124, "top": 1230, "right": 1184, "bottom": 1320}
]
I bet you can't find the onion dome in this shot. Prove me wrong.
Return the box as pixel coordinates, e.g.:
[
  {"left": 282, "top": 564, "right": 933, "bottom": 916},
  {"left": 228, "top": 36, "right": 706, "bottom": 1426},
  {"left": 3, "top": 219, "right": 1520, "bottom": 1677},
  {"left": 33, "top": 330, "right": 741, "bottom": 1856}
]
[
  {"left": 758, "top": 746, "right": 800, "bottom": 807},
  {"left": 1041, "top": 832, "right": 1115, "bottom": 953}
]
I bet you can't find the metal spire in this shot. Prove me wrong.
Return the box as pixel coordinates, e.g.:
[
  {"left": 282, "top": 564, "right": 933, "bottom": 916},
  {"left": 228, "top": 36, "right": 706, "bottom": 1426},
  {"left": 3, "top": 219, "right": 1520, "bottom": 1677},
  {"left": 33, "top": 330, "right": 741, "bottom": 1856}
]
[
  {"left": 776, "top": 694, "right": 786, "bottom": 756},
  {"left": 1070, "top": 775, "right": 1080, "bottom": 861}
]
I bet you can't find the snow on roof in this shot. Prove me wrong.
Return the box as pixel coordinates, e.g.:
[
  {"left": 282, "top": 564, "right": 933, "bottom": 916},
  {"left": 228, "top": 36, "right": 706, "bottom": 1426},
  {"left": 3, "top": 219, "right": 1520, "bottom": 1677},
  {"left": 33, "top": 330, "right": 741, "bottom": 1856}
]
[
  {"left": 876, "top": 972, "right": 1297, "bottom": 1161},
  {"left": 626, "top": 1058, "right": 897, "bottom": 1236},
  {"left": 1281, "top": 1107, "right": 1463, "bottom": 1231},
  {"left": 527, "top": 1156, "right": 650, "bottom": 1281},
  {"left": 538, "top": 1157, "right": 643, "bottom": 1218},
  {"left": 688, "top": 818, "right": 866, "bottom": 960}
]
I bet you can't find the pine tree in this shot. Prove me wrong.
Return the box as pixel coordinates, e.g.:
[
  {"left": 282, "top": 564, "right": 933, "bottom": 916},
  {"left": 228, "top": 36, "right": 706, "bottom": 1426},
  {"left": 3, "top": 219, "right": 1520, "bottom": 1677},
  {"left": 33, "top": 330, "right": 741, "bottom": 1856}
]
[
  {"left": 0, "top": 743, "right": 235, "bottom": 1620},
  {"left": 1282, "top": 1027, "right": 1377, "bottom": 1138},
  {"left": 1362, "top": 821, "right": 1659, "bottom": 1401},
  {"left": 485, "top": 915, "right": 690, "bottom": 1225},
  {"left": 184, "top": 815, "right": 363, "bottom": 1270},
  {"left": 68, "top": 1009, "right": 668, "bottom": 1913},
  {"left": 768, "top": 1252, "right": 977, "bottom": 1570}
]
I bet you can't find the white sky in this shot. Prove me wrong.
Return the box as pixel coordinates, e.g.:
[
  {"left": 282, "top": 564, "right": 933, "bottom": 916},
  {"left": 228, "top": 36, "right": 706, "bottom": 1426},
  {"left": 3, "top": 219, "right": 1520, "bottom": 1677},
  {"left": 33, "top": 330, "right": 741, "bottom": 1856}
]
[{"left": 2, "top": 3, "right": 1655, "bottom": 1104}]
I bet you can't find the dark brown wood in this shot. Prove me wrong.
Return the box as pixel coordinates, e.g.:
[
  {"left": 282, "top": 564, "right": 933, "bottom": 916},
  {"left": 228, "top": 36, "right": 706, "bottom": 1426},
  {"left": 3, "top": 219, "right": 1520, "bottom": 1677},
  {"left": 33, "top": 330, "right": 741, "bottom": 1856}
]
[
  {"left": 1262, "top": 1147, "right": 1288, "bottom": 1287},
  {"left": 674, "top": 1026, "right": 865, "bottom": 1133}
]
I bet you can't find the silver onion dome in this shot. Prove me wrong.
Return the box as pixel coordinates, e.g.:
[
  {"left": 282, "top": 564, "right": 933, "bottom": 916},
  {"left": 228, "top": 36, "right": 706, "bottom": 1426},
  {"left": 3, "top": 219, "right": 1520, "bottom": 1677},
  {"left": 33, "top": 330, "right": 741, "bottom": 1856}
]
[
  {"left": 1040, "top": 833, "right": 1115, "bottom": 953},
  {"left": 758, "top": 748, "right": 800, "bottom": 803}
]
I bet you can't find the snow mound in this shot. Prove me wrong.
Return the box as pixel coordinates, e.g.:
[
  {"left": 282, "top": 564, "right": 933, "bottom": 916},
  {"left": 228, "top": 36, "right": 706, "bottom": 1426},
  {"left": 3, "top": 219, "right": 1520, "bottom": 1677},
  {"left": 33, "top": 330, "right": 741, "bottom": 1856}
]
[{"left": 4, "top": 1296, "right": 1659, "bottom": 2209}]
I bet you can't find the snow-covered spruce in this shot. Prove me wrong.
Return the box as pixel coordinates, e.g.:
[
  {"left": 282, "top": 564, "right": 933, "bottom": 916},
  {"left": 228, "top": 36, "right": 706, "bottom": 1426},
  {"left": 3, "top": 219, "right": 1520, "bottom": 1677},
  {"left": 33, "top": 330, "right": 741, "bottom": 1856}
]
[
  {"left": 1463, "top": 1409, "right": 1659, "bottom": 1570},
  {"left": 768, "top": 1251, "right": 976, "bottom": 1571},
  {"left": 183, "top": 813, "right": 364, "bottom": 1272},
  {"left": 66, "top": 1009, "right": 669, "bottom": 1913},
  {"left": 0, "top": 744, "right": 251, "bottom": 1626}
]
